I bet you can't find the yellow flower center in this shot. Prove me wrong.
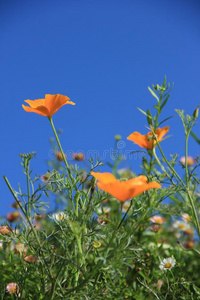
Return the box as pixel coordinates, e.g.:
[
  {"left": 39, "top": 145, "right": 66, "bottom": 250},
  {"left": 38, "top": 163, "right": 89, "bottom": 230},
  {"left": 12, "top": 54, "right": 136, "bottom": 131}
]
[
  {"left": 178, "top": 224, "right": 186, "bottom": 229},
  {"left": 9, "top": 286, "right": 17, "bottom": 294},
  {"left": 164, "top": 262, "right": 172, "bottom": 269}
]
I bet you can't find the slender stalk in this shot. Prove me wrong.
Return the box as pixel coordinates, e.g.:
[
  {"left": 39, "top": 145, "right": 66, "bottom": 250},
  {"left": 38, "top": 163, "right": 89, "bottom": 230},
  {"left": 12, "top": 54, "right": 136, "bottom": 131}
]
[
  {"left": 154, "top": 137, "right": 186, "bottom": 189},
  {"left": 187, "top": 191, "right": 200, "bottom": 238},
  {"left": 185, "top": 133, "right": 189, "bottom": 187},
  {"left": 48, "top": 116, "right": 69, "bottom": 169},
  {"left": 26, "top": 164, "right": 31, "bottom": 218}
]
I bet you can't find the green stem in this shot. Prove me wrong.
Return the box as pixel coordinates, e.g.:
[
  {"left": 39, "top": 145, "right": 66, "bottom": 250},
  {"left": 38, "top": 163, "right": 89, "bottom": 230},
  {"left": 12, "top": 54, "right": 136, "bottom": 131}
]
[
  {"left": 48, "top": 116, "right": 69, "bottom": 169},
  {"left": 26, "top": 164, "right": 31, "bottom": 218},
  {"left": 155, "top": 138, "right": 186, "bottom": 188},
  {"left": 185, "top": 133, "right": 189, "bottom": 187},
  {"left": 187, "top": 191, "right": 200, "bottom": 238}
]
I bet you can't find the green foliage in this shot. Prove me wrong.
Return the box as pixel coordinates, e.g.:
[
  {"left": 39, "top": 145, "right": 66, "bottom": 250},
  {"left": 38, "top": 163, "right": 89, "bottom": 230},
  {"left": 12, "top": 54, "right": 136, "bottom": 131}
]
[{"left": 1, "top": 78, "right": 200, "bottom": 299}]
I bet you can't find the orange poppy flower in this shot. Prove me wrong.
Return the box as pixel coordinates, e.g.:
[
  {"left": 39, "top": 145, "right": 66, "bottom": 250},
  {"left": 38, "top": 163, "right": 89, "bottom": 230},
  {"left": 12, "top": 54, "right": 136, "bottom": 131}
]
[
  {"left": 127, "top": 126, "right": 169, "bottom": 150},
  {"left": 91, "top": 172, "right": 161, "bottom": 201},
  {"left": 22, "top": 94, "right": 75, "bottom": 117}
]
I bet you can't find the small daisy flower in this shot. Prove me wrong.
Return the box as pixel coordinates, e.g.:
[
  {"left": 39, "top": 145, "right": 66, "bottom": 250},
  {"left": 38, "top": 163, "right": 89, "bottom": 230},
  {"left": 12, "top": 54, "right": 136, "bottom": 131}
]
[
  {"left": 97, "top": 207, "right": 111, "bottom": 214},
  {"left": 173, "top": 220, "right": 189, "bottom": 231},
  {"left": 159, "top": 257, "right": 176, "bottom": 271},
  {"left": 150, "top": 215, "right": 166, "bottom": 224},
  {"left": 51, "top": 212, "right": 66, "bottom": 221}
]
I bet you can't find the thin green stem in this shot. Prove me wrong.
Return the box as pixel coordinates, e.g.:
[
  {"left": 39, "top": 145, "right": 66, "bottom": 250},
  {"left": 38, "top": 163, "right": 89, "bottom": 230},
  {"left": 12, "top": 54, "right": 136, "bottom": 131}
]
[
  {"left": 26, "top": 164, "right": 31, "bottom": 218},
  {"left": 155, "top": 138, "right": 186, "bottom": 188},
  {"left": 187, "top": 191, "right": 200, "bottom": 238},
  {"left": 48, "top": 116, "right": 69, "bottom": 169},
  {"left": 185, "top": 134, "right": 189, "bottom": 187}
]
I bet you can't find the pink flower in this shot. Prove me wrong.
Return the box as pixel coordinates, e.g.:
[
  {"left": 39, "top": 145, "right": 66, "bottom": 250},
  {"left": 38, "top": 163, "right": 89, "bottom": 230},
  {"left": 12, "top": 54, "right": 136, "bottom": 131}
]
[
  {"left": 180, "top": 156, "right": 196, "bottom": 166},
  {"left": 6, "top": 282, "right": 20, "bottom": 296}
]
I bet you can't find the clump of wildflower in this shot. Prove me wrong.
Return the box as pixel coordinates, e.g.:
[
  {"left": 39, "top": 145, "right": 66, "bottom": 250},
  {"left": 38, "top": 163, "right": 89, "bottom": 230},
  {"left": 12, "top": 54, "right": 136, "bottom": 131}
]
[
  {"left": 0, "top": 226, "right": 12, "bottom": 235},
  {"left": 56, "top": 151, "right": 66, "bottom": 162},
  {"left": 73, "top": 153, "right": 85, "bottom": 161},
  {"left": 6, "top": 211, "right": 20, "bottom": 222},
  {"left": 159, "top": 257, "right": 176, "bottom": 271},
  {"left": 6, "top": 282, "right": 20, "bottom": 296},
  {"left": 180, "top": 156, "right": 196, "bottom": 166}
]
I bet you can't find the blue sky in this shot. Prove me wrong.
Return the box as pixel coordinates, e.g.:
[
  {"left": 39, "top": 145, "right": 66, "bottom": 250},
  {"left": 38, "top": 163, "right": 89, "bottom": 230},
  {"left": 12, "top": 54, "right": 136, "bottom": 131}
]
[{"left": 1, "top": 0, "right": 200, "bottom": 216}]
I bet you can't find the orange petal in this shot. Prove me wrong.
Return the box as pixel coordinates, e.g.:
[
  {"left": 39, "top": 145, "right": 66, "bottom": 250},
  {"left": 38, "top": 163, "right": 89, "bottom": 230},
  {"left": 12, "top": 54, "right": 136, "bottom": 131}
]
[
  {"left": 97, "top": 181, "right": 133, "bottom": 201},
  {"left": 24, "top": 99, "right": 46, "bottom": 108},
  {"left": 156, "top": 126, "right": 169, "bottom": 141},
  {"left": 44, "top": 94, "right": 70, "bottom": 115},
  {"left": 127, "top": 132, "right": 153, "bottom": 149},
  {"left": 127, "top": 175, "right": 147, "bottom": 185},
  {"left": 22, "top": 105, "right": 50, "bottom": 116},
  {"left": 91, "top": 172, "right": 116, "bottom": 184},
  {"left": 128, "top": 181, "right": 161, "bottom": 198}
]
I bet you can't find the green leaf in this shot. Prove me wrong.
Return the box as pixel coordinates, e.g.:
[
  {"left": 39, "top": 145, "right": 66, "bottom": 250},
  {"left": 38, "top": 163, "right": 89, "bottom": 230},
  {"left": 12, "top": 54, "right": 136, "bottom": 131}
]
[
  {"left": 160, "top": 94, "right": 170, "bottom": 111},
  {"left": 158, "top": 115, "right": 176, "bottom": 126},
  {"left": 191, "top": 131, "right": 200, "bottom": 145},
  {"left": 146, "top": 109, "right": 153, "bottom": 126},
  {"left": 148, "top": 87, "right": 159, "bottom": 102},
  {"left": 137, "top": 107, "right": 149, "bottom": 117}
]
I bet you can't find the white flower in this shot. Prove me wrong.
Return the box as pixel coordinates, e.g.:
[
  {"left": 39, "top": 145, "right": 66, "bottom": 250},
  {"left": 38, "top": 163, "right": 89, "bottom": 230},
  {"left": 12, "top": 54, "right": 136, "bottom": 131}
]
[
  {"left": 97, "top": 207, "right": 111, "bottom": 214},
  {"left": 173, "top": 220, "right": 189, "bottom": 231},
  {"left": 51, "top": 212, "right": 66, "bottom": 221},
  {"left": 159, "top": 257, "right": 176, "bottom": 271},
  {"left": 181, "top": 213, "right": 191, "bottom": 222},
  {"left": 122, "top": 200, "right": 132, "bottom": 213}
]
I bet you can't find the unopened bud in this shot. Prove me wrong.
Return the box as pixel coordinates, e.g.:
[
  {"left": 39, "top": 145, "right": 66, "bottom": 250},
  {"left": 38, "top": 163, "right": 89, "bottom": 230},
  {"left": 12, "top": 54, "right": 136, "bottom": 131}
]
[
  {"left": 115, "top": 135, "right": 121, "bottom": 141},
  {"left": 193, "top": 105, "right": 200, "bottom": 119}
]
